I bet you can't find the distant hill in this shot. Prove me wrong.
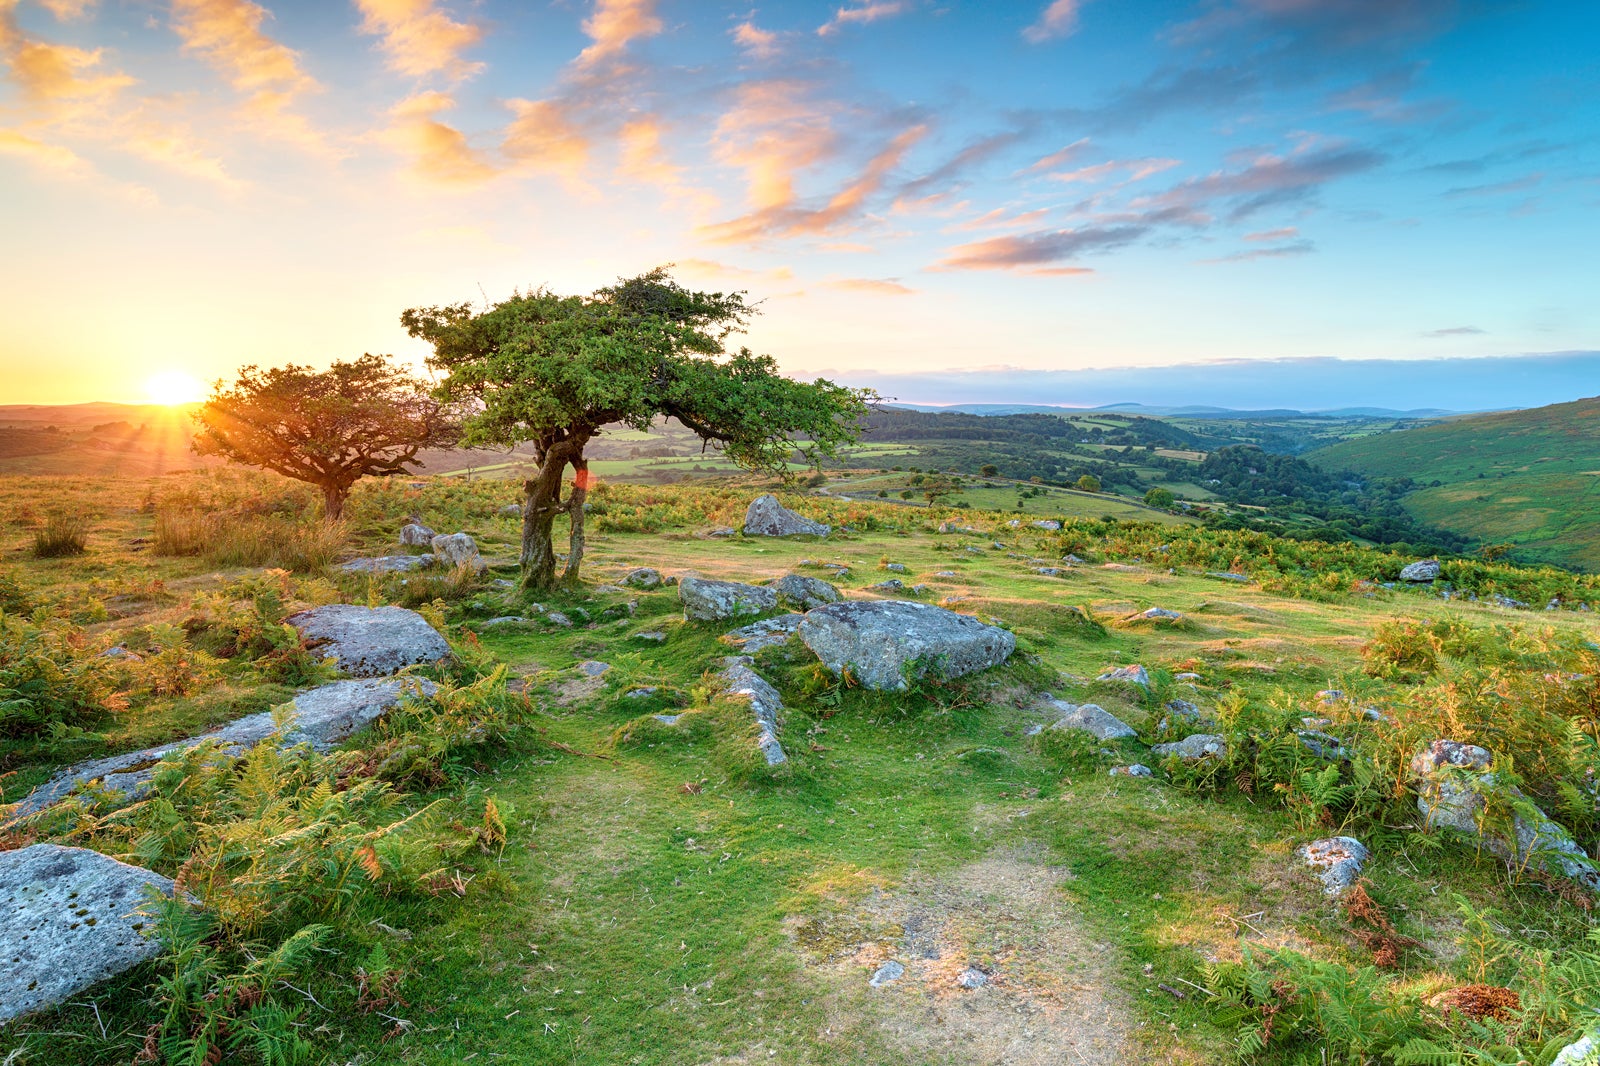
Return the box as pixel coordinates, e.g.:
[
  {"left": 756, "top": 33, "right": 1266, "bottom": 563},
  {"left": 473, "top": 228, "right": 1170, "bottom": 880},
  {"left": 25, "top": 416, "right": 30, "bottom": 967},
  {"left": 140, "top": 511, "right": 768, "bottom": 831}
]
[
  {"left": 889, "top": 401, "right": 1462, "bottom": 419},
  {"left": 0, "top": 403, "right": 215, "bottom": 477},
  {"left": 1309, "top": 396, "right": 1600, "bottom": 571}
]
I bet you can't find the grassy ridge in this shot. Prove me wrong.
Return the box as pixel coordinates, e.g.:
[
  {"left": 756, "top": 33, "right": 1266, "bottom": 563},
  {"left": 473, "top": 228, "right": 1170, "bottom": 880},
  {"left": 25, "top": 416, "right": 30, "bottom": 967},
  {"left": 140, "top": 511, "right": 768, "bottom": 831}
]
[{"left": 1310, "top": 396, "right": 1600, "bottom": 570}]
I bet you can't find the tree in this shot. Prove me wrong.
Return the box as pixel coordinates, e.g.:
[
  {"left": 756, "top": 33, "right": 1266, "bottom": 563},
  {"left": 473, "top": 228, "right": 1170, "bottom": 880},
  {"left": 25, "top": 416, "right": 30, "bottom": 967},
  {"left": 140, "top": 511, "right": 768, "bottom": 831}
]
[
  {"left": 1076, "top": 474, "right": 1101, "bottom": 493},
  {"left": 1144, "top": 487, "right": 1175, "bottom": 509},
  {"left": 193, "top": 355, "right": 458, "bottom": 521},
  {"left": 980, "top": 464, "right": 998, "bottom": 478},
  {"left": 920, "top": 475, "right": 959, "bottom": 505},
  {"left": 402, "top": 268, "right": 872, "bottom": 589}
]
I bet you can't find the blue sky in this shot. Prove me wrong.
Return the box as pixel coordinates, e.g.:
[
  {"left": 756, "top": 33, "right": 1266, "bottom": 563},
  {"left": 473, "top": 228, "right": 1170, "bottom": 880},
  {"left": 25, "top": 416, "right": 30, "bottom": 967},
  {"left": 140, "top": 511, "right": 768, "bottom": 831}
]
[{"left": 0, "top": 0, "right": 1595, "bottom": 407}]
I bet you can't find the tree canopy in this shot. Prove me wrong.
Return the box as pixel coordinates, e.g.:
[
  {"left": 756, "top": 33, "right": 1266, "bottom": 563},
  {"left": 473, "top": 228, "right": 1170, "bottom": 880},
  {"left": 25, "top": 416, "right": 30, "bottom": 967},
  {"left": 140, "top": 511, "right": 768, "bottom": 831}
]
[
  {"left": 402, "top": 267, "right": 873, "bottom": 588},
  {"left": 192, "top": 355, "right": 458, "bottom": 520}
]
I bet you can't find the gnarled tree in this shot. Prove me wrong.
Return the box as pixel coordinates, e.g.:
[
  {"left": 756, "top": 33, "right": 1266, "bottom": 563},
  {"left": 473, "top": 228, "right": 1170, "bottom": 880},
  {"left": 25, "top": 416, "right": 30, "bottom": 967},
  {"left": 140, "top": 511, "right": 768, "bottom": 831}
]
[
  {"left": 402, "top": 268, "right": 872, "bottom": 590},
  {"left": 193, "top": 355, "right": 459, "bottom": 520}
]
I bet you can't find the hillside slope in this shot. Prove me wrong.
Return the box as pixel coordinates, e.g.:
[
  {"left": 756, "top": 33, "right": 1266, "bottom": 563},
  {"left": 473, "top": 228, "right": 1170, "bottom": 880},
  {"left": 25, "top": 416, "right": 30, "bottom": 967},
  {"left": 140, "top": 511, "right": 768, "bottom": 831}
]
[{"left": 1310, "top": 395, "right": 1600, "bottom": 570}]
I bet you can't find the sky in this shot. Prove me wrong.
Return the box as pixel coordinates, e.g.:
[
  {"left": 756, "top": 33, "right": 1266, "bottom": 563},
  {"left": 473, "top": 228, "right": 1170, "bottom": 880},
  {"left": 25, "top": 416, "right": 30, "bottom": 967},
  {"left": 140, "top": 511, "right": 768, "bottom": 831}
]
[{"left": 0, "top": 0, "right": 1596, "bottom": 409}]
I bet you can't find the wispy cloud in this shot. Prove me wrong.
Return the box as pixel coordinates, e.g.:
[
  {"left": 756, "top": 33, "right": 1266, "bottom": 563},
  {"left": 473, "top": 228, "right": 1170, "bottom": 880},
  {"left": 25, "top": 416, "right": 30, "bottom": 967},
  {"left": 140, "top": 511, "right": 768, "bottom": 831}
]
[
  {"left": 896, "top": 129, "right": 1029, "bottom": 208},
  {"left": 1244, "top": 226, "right": 1298, "bottom": 242},
  {"left": 1017, "top": 139, "right": 1089, "bottom": 175},
  {"left": 1023, "top": 0, "right": 1083, "bottom": 44},
  {"left": 822, "top": 277, "right": 914, "bottom": 295},
  {"left": 731, "top": 21, "right": 779, "bottom": 59},
  {"left": 1424, "top": 325, "right": 1486, "bottom": 337},
  {"left": 1445, "top": 172, "right": 1543, "bottom": 197},
  {"left": 708, "top": 79, "right": 840, "bottom": 212},
  {"left": 934, "top": 225, "right": 1142, "bottom": 274},
  {"left": 703, "top": 123, "right": 927, "bottom": 244},
  {"left": 1201, "top": 239, "right": 1315, "bottom": 263},
  {"left": 500, "top": 97, "right": 589, "bottom": 182},
  {"left": 355, "top": 0, "right": 484, "bottom": 81},
  {"left": 818, "top": 1, "right": 908, "bottom": 36},
  {"left": 576, "top": 0, "right": 662, "bottom": 68},
  {"left": 1135, "top": 141, "right": 1384, "bottom": 222}
]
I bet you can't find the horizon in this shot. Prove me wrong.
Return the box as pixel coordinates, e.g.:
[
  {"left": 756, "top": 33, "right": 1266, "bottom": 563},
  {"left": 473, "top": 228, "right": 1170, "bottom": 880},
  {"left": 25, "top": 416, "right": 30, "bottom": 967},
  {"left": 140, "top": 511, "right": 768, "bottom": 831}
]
[{"left": 2, "top": 0, "right": 1596, "bottom": 406}]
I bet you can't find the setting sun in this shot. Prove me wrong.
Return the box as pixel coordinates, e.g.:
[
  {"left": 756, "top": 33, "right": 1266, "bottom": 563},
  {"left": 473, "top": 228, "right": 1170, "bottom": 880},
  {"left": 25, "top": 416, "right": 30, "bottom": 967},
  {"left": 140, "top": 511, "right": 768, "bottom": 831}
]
[{"left": 144, "top": 371, "right": 206, "bottom": 406}]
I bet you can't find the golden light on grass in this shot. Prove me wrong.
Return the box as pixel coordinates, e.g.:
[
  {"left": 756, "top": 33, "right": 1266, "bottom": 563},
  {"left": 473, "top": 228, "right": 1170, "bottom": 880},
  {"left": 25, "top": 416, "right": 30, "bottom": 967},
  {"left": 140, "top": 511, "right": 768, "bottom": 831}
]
[{"left": 144, "top": 370, "right": 206, "bottom": 405}]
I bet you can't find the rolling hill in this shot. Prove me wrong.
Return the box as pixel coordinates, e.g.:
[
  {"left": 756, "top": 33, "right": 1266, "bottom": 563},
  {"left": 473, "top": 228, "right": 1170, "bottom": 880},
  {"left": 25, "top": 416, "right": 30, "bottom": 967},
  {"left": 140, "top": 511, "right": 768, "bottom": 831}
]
[{"left": 1309, "top": 395, "right": 1600, "bottom": 570}]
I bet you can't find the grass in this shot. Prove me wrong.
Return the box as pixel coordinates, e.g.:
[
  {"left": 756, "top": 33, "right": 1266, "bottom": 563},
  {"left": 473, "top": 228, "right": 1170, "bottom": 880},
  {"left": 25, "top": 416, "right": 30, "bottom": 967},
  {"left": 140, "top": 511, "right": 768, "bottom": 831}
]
[
  {"left": 1311, "top": 395, "right": 1600, "bottom": 570},
  {"left": 2, "top": 470, "right": 1599, "bottom": 1063}
]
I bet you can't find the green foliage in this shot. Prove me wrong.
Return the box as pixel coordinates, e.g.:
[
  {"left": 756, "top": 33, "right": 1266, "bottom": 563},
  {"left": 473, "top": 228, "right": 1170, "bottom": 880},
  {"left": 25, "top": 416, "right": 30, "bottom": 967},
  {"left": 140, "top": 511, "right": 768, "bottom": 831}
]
[
  {"left": 193, "top": 354, "right": 459, "bottom": 520},
  {"left": 1144, "top": 486, "right": 1176, "bottom": 508},
  {"left": 1076, "top": 474, "right": 1102, "bottom": 492}
]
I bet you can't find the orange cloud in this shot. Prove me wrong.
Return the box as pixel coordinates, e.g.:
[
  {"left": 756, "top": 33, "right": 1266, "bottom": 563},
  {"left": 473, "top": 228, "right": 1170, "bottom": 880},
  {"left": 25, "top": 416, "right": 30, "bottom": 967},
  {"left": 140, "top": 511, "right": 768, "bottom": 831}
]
[
  {"left": 577, "top": 0, "right": 662, "bottom": 68},
  {"left": 356, "top": 0, "right": 484, "bottom": 81},
  {"left": 674, "top": 258, "right": 794, "bottom": 282},
  {"left": 171, "top": 0, "right": 311, "bottom": 94},
  {"left": 3, "top": 37, "right": 134, "bottom": 103},
  {"left": 818, "top": 1, "right": 908, "bottom": 36},
  {"left": 822, "top": 277, "right": 914, "bottom": 295},
  {"left": 711, "top": 80, "right": 839, "bottom": 212},
  {"left": 502, "top": 97, "right": 589, "bottom": 181},
  {"left": 1018, "top": 139, "right": 1089, "bottom": 174},
  {"left": 732, "top": 21, "right": 778, "bottom": 58},
  {"left": 703, "top": 123, "right": 927, "bottom": 244},
  {"left": 0, "top": 125, "right": 88, "bottom": 172},
  {"left": 388, "top": 91, "right": 496, "bottom": 184},
  {"left": 38, "top": 0, "right": 94, "bottom": 19},
  {"left": 1022, "top": 0, "right": 1083, "bottom": 43}
]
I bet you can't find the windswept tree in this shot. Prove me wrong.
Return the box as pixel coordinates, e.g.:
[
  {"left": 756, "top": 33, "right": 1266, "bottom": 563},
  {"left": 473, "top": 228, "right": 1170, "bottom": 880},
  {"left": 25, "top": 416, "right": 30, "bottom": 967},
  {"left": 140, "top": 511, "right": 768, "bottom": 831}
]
[
  {"left": 193, "top": 355, "right": 459, "bottom": 520},
  {"left": 402, "top": 267, "right": 873, "bottom": 589}
]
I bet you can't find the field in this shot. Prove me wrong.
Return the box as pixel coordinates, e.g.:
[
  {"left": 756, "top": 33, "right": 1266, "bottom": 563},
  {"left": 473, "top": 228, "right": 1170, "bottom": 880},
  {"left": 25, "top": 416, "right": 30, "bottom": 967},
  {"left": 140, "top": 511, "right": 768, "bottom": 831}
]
[
  {"left": 1311, "top": 397, "right": 1600, "bottom": 570},
  {"left": 3, "top": 471, "right": 1600, "bottom": 1065}
]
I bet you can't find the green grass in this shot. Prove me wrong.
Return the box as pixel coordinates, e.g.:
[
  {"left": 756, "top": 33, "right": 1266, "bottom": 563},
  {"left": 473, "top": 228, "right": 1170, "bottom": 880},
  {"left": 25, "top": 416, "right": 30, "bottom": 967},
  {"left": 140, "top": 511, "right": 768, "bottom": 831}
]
[
  {"left": 1310, "top": 396, "right": 1600, "bottom": 570},
  {"left": 3, "top": 471, "right": 1600, "bottom": 1064}
]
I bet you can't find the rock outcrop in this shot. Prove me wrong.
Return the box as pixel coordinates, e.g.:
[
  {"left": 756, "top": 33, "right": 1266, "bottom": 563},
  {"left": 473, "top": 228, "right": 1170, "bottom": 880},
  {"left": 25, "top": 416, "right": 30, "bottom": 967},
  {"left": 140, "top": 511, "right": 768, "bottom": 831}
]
[
  {"left": 430, "top": 532, "right": 484, "bottom": 571},
  {"left": 1043, "top": 700, "right": 1137, "bottom": 740},
  {"left": 1150, "top": 734, "right": 1227, "bottom": 761},
  {"left": 399, "top": 521, "right": 435, "bottom": 547},
  {"left": 743, "top": 494, "right": 830, "bottom": 537},
  {"left": 1098, "top": 664, "right": 1151, "bottom": 688},
  {"left": 797, "top": 600, "right": 1014, "bottom": 691},
  {"left": 1411, "top": 740, "right": 1600, "bottom": 894},
  {"left": 723, "top": 614, "right": 805, "bottom": 654},
  {"left": 340, "top": 555, "right": 434, "bottom": 574},
  {"left": 773, "top": 574, "right": 841, "bottom": 611},
  {"left": 0, "top": 844, "right": 182, "bottom": 1023},
  {"left": 286, "top": 604, "right": 451, "bottom": 677},
  {"left": 621, "top": 567, "right": 663, "bottom": 589},
  {"left": 678, "top": 575, "right": 779, "bottom": 622},
  {"left": 1399, "top": 559, "right": 1443, "bottom": 582},
  {"left": 9, "top": 678, "right": 436, "bottom": 819},
  {"left": 718, "top": 656, "right": 787, "bottom": 765}
]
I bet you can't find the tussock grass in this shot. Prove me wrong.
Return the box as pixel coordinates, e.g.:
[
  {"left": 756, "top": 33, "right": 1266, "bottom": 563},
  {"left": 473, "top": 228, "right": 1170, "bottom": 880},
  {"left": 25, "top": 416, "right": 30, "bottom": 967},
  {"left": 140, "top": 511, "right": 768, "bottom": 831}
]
[{"left": 32, "top": 510, "right": 88, "bottom": 557}]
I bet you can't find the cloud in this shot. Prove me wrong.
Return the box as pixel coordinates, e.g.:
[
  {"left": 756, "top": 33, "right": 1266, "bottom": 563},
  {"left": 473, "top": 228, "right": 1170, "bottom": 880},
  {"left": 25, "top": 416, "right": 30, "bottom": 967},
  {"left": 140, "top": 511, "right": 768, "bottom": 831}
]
[
  {"left": 953, "top": 206, "right": 1051, "bottom": 231},
  {"left": 616, "top": 116, "right": 715, "bottom": 209},
  {"left": 1017, "top": 139, "right": 1089, "bottom": 175},
  {"left": 673, "top": 259, "right": 794, "bottom": 282},
  {"left": 1, "top": 30, "right": 135, "bottom": 104},
  {"left": 38, "top": 0, "right": 94, "bottom": 19},
  {"left": 732, "top": 21, "right": 779, "bottom": 59},
  {"left": 387, "top": 91, "right": 496, "bottom": 184},
  {"left": 0, "top": 125, "right": 89, "bottom": 172},
  {"left": 1137, "top": 142, "right": 1384, "bottom": 222},
  {"left": 818, "top": 1, "right": 908, "bottom": 36},
  {"left": 1445, "top": 173, "right": 1543, "bottom": 197},
  {"left": 896, "top": 129, "right": 1028, "bottom": 207},
  {"left": 708, "top": 80, "right": 840, "bottom": 212},
  {"left": 1202, "top": 239, "right": 1315, "bottom": 262},
  {"left": 1047, "top": 157, "right": 1179, "bottom": 184},
  {"left": 1424, "top": 326, "right": 1486, "bottom": 337},
  {"left": 355, "top": 0, "right": 484, "bottom": 81},
  {"left": 822, "top": 277, "right": 914, "bottom": 295},
  {"left": 1244, "top": 227, "right": 1298, "bottom": 241},
  {"left": 501, "top": 97, "right": 589, "bottom": 181},
  {"left": 934, "top": 225, "right": 1144, "bottom": 273},
  {"left": 1023, "top": 0, "right": 1082, "bottom": 44},
  {"left": 702, "top": 123, "right": 927, "bottom": 244},
  {"left": 577, "top": 0, "right": 662, "bottom": 68}
]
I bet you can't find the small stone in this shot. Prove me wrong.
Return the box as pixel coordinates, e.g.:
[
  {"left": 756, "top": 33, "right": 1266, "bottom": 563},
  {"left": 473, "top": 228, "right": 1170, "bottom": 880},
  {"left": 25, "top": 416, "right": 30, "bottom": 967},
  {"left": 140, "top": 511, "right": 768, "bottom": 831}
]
[
  {"left": 1174, "top": 672, "right": 1202, "bottom": 681},
  {"left": 1046, "top": 700, "right": 1137, "bottom": 740},
  {"left": 544, "top": 611, "right": 573, "bottom": 628},
  {"left": 1140, "top": 607, "right": 1182, "bottom": 620},
  {"left": 1149, "top": 734, "right": 1227, "bottom": 761},
  {"left": 478, "top": 616, "right": 530, "bottom": 628},
  {"left": 868, "top": 960, "right": 905, "bottom": 988},
  {"left": 884, "top": 562, "right": 907, "bottom": 573},
  {"left": 577, "top": 660, "right": 610, "bottom": 677},
  {"left": 398, "top": 521, "right": 435, "bottom": 547},
  {"left": 956, "top": 967, "right": 989, "bottom": 989},
  {"left": 1301, "top": 837, "right": 1368, "bottom": 895},
  {"left": 499, "top": 504, "right": 523, "bottom": 517},
  {"left": 633, "top": 630, "right": 667, "bottom": 643},
  {"left": 869, "top": 579, "right": 906, "bottom": 591},
  {"left": 1032, "top": 519, "right": 1062, "bottom": 530},
  {"left": 1098, "top": 664, "right": 1150, "bottom": 688},
  {"left": 625, "top": 687, "right": 659, "bottom": 699},
  {"left": 1109, "top": 764, "right": 1154, "bottom": 778},
  {"left": 934, "top": 571, "right": 958, "bottom": 578},
  {"left": 652, "top": 714, "right": 681, "bottom": 725},
  {"left": 622, "top": 567, "right": 663, "bottom": 589}
]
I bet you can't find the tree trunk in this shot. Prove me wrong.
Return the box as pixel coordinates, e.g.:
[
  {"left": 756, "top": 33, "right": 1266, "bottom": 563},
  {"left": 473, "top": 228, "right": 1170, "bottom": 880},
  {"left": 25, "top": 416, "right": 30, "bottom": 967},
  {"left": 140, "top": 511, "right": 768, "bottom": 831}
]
[
  {"left": 562, "top": 458, "right": 590, "bottom": 583},
  {"left": 321, "top": 483, "right": 346, "bottom": 521}
]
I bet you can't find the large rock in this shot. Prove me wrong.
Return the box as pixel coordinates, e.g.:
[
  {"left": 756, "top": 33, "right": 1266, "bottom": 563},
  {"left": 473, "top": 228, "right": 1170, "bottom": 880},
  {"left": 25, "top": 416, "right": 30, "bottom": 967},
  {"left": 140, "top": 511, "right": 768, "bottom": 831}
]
[
  {"left": 1399, "top": 559, "right": 1443, "bottom": 582},
  {"left": 1551, "top": 1035, "right": 1598, "bottom": 1066},
  {"left": 797, "top": 601, "right": 1015, "bottom": 691},
  {"left": 286, "top": 604, "right": 451, "bottom": 677},
  {"left": 678, "top": 576, "right": 778, "bottom": 622},
  {"left": 1098, "top": 664, "right": 1151, "bottom": 688},
  {"left": 399, "top": 521, "right": 435, "bottom": 547},
  {"left": 1411, "top": 739, "right": 1600, "bottom": 894},
  {"left": 1301, "top": 837, "right": 1369, "bottom": 895},
  {"left": 718, "top": 657, "right": 786, "bottom": 765},
  {"left": 743, "top": 494, "right": 830, "bottom": 537},
  {"left": 0, "top": 844, "right": 180, "bottom": 1023},
  {"left": 621, "top": 567, "right": 663, "bottom": 589},
  {"left": 773, "top": 574, "right": 841, "bottom": 611},
  {"left": 723, "top": 614, "right": 805, "bottom": 653},
  {"left": 1044, "top": 700, "right": 1136, "bottom": 740},
  {"left": 430, "top": 532, "right": 484, "bottom": 571},
  {"left": 8, "top": 678, "right": 436, "bottom": 819}
]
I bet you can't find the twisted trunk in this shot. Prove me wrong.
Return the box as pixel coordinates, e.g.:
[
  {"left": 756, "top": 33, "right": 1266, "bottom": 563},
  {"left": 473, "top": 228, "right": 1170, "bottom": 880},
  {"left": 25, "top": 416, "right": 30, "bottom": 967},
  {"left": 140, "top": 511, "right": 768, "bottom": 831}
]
[
  {"left": 563, "top": 457, "right": 590, "bottom": 583},
  {"left": 518, "top": 436, "right": 590, "bottom": 590}
]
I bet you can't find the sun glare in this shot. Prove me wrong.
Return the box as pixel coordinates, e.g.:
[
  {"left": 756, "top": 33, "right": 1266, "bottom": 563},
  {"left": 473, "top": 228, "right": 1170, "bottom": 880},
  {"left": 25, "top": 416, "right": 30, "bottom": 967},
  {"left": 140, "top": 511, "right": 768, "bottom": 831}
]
[{"left": 144, "top": 371, "right": 206, "bottom": 406}]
